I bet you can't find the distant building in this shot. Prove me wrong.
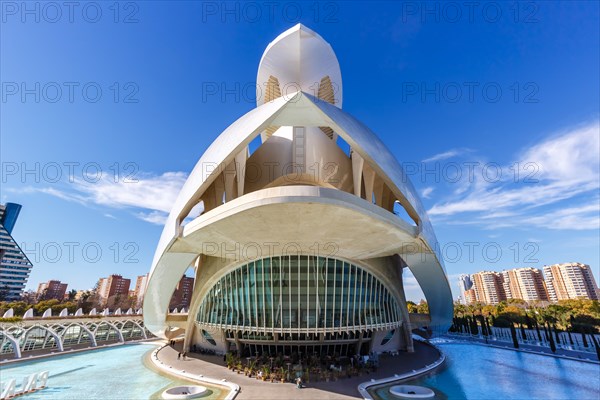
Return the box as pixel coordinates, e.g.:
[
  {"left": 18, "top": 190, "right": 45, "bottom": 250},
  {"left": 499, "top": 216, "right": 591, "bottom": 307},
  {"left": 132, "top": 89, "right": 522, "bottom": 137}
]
[
  {"left": 0, "top": 203, "right": 33, "bottom": 300},
  {"left": 169, "top": 276, "right": 194, "bottom": 310},
  {"left": 96, "top": 274, "right": 131, "bottom": 306},
  {"left": 37, "top": 280, "right": 68, "bottom": 301},
  {"left": 464, "top": 288, "right": 477, "bottom": 304},
  {"left": 471, "top": 271, "right": 507, "bottom": 305},
  {"left": 457, "top": 274, "right": 473, "bottom": 304},
  {"left": 543, "top": 263, "right": 599, "bottom": 301},
  {"left": 133, "top": 274, "right": 148, "bottom": 308},
  {"left": 74, "top": 290, "right": 89, "bottom": 301},
  {"left": 502, "top": 267, "right": 549, "bottom": 302}
]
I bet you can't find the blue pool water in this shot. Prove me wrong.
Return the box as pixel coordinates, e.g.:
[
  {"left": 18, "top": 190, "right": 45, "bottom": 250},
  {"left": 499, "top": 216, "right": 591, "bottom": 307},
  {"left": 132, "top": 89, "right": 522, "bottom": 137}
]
[
  {"left": 370, "top": 342, "right": 600, "bottom": 400},
  {"left": 0, "top": 344, "right": 223, "bottom": 399}
]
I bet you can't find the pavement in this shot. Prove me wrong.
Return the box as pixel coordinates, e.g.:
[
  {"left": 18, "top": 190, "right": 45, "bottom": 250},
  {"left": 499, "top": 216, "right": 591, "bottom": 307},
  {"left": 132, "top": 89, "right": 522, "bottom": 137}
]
[{"left": 156, "top": 341, "right": 442, "bottom": 400}]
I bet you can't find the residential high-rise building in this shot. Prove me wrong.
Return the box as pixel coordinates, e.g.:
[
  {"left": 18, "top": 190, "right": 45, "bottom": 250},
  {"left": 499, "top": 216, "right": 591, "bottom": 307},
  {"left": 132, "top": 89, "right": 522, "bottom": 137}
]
[
  {"left": 133, "top": 274, "right": 148, "bottom": 308},
  {"left": 169, "top": 276, "right": 194, "bottom": 310},
  {"left": 502, "top": 267, "right": 549, "bottom": 302},
  {"left": 96, "top": 274, "right": 131, "bottom": 306},
  {"left": 37, "top": 280, "right": 68, "bottom": 301},
  {"left": 464, "top": 289, "right": 477, "bottom": 304},
  {"left": 0, "top": 203, "right": 33, "bottom": 300},
  {"left": 543, "top": 263, "right": 599, "bottom": 301},
  {"left": 471, "top": 271, "right": 507, "bottom": 305},
  {"left": 457, "top": 274, "right": 473, "bottom": 304}
]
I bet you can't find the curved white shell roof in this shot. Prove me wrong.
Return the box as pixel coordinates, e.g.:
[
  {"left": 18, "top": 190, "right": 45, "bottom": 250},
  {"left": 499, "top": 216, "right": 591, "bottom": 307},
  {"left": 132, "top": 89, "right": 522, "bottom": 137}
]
[
  {"left": 143, "top": 26, "right": 452, "bottom": 338},
  {"left": 257, "top": 24, "right": 342, "bottom": 108}
]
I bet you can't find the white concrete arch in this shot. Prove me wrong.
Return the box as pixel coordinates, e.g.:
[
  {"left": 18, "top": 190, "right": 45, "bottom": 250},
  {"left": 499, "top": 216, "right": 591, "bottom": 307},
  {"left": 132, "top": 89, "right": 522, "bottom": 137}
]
[
  {"left": 144, "top": 92, "right": 452, "bottom": 338},
  {"left": 60, "top": 322, "right": 97, "bottom": 347},
  {"left": 118, "top": 320, "right": 147, "bottom": 340},
  {"left": 93, "top": 321, "right": 124, "bottom": 343},
  {"left": 0, "top": 330, "right": 22, "bottom": 359},
  {"left": 20, "top": 325, "right": 64, "bottom": 352}
]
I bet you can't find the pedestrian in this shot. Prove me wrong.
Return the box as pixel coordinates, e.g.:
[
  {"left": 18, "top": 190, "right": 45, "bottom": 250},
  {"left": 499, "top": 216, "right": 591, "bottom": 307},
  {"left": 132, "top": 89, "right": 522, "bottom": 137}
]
[
  {"left": 178, "top": 352, "right": 181, "bottom": 360},
  {"left": 295, "top": 377, "right": 302, "bottom": 389}
]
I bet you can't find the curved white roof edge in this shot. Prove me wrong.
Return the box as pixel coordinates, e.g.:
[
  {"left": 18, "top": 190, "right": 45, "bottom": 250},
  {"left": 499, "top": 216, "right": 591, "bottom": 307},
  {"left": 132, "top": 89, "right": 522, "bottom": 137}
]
[
  {"left": 256, "top": 23, "right": 343, "bottom": 108},
  {"left": 144, "top": 91, "right": 453, "bottom": 336}
]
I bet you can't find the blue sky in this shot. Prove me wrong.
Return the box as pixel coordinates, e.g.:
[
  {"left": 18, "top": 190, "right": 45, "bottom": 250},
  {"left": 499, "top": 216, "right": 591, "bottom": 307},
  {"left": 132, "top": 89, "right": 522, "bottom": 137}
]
[{"left": 1, "top": 1, "right": 598, "bottom": 301}]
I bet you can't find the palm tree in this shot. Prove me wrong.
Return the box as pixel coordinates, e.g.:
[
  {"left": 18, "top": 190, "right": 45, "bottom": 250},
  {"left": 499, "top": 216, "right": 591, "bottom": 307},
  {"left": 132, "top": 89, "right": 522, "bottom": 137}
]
[
  {"left": 553, "top": 325, "right": 561, "bottom": 345},
  {"left": 519, "top": 324, "right": 527, "bottom": 341},
  {"left": 547, "top": 323, "right": 556, "bottom": 353},
  {"left": 581, "top": 330, "right": 589, "bottom": 348},
  {"left": 509, "top": 321, "right": 519, "bottom": 349},
  {"left": 567, "top": 328, "right": 574, "bottom": 346},
  {"left": 590, "top": 332, "right": 600, "bottom": 361}
]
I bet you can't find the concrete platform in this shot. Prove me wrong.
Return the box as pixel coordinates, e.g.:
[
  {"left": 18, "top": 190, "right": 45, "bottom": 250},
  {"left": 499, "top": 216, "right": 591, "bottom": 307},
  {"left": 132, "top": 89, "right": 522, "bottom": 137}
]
[{"left": 155, "top": 341, "right": 441, "bottom": 400}]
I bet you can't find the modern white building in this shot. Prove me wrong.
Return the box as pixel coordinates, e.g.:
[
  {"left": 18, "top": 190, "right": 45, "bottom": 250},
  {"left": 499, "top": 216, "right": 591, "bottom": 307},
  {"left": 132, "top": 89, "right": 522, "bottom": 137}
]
[
  {"left": 143, "top": 25, "right": 453, "bottom": 357},
  {"left": 0, "top": 203, "right": 33, "bottom": 301}
]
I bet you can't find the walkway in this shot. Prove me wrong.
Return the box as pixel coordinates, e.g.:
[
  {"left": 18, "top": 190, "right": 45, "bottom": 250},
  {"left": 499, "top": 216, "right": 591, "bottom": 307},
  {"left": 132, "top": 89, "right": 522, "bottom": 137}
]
[{"left": 155, "top": 342, "right": 441, "bottom": 400}]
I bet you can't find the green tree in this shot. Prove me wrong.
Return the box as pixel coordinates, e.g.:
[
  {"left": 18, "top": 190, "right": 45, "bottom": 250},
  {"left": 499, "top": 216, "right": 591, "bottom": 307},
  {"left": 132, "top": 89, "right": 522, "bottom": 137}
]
[
  {"left": 406, "top": 301, "right": 418, "bottom": 314},
  {"left": 33, "top": 299, "right": 60, "bottom": 315},
  {"left": 416, "top": 299, "right": 429, "bottom": 314},
  {"left": 67, "top": 289, "right": 77, "bottom": 301}
]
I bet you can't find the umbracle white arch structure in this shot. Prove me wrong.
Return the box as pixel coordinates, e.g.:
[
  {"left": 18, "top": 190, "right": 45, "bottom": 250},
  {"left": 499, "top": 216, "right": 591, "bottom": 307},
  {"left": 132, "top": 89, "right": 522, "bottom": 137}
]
[
  {"left": 0, "top": 317, "right": 148, "bottom": 359},
  {"left": 144, "top": 24, "right": 453, "bottom": 346}
]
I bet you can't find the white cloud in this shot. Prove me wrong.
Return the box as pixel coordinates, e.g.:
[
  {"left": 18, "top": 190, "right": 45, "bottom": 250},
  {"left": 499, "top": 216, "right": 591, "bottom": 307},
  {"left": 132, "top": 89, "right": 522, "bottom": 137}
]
[
  {"left": 427, "top": 121, "right": 600, "bottom": 231},
  {"left": 521, "top": 201, "right": 600, "bottom": 231},
  {"left": 520, "top": 123, "right": 599, "bottom": 184},
  {"left": 422, "top": 148, "right": 472, "bottom": 163},
  {"left": 421, "top": 187, "right": 434, "bottom": 199},
  {"left": 74, "top": 171, "right": 187, "bottom": 213},
  {"left": 136, "top": 210, "right": 169, "bottom": 225},
  {"left": 12, "top": 171, "right": 188, "bottom": 224}
]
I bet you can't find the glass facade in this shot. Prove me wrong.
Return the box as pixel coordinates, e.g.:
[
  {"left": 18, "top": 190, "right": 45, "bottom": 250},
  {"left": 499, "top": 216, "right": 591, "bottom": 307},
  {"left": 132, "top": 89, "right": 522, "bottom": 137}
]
[
  {"left": 197, "top": 256, "right": 402, "bottom": 334},
  {"left": 0, "top": 203, "right": 33, "bottom": 301}
]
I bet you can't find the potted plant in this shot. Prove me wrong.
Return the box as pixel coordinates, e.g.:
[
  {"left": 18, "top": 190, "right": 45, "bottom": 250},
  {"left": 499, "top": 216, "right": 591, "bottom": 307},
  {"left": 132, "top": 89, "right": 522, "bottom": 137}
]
[
  {"left": 279, "top": 367, "right": 286, "bottom": 383},
  {"left": 236, "top": 361, "right": 243, "bottom": 373},
  {"left": 261, "top": 366, "right": 270, "bottom": 381}
]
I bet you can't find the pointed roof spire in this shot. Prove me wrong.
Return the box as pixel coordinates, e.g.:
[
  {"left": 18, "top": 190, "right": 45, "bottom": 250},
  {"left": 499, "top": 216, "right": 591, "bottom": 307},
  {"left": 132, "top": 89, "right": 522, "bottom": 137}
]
[{"left": 256, "top": 25, "right": 342, "bottom": 108}]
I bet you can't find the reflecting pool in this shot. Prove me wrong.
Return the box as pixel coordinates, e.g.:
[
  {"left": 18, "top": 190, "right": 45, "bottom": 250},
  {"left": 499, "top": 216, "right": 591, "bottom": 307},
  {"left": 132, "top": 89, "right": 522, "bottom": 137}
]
[
  {"left": 0, "top": 344, "right": 224, "bottom": 399},
  {"left": 369, "top": 342, "right": 600, "bottom": 400}
]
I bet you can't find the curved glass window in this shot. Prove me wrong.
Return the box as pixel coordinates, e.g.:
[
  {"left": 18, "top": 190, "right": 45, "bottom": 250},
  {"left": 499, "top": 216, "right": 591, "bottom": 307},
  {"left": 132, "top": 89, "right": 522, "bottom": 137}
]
[
  {"left": 201, "top": 329, "right": 216, "bottom": 346},
  {"left": 196, "top": 256, "right": 402, "bottom": 333},
  {"left": 380, "top": 329, "right": 395, "bottom": 346}
]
